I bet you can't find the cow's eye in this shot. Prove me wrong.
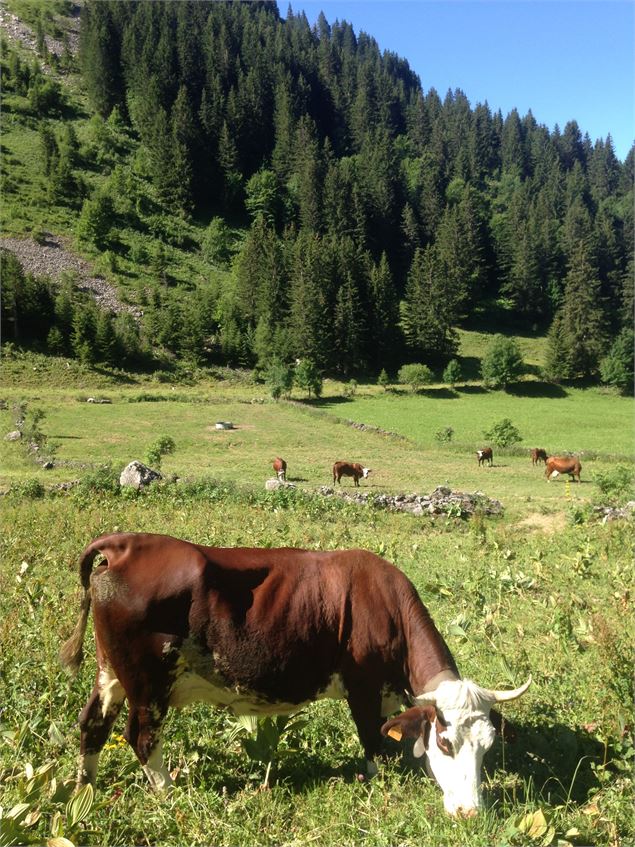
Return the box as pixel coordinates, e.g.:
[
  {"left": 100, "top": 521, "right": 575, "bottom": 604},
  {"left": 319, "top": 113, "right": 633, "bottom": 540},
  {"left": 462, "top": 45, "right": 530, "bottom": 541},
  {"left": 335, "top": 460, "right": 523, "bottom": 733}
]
[{"left": 437, "top": 734, "right": 454, "bottom": 757}]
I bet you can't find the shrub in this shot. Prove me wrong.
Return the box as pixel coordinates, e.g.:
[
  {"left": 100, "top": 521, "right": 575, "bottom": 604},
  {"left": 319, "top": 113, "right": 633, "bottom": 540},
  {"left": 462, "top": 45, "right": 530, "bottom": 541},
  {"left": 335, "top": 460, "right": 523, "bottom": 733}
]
[
  {"left": 397, "top": 363, "right": 433, "bottom": 393},
  {"left": 435, "top": 426, "right": 454, "bottom": 443},
  {"left": 8, "top": 478, "right": 46, "bottom": 499},
  {"left": 481, "top": 335, "right": 524, "bottom": 389},
  {"left": 343, "top": 379, "right": 357, "bottom": 398},
  {"left": 483, "top": 418, "right": 523, "bottom": 448},
  {"left": 377, "top": 368, "right": 390, "bottom": 390},
  {"left": 75, "top": 464, "right": 120, "bottom": 496},
  {"left": 600, "top": 328, "right": 634, "bottom": 395},
  {"left": 593, "top": 465, "right": 635, "bottom": 504},
  {"left": 145, "top": 435, "right": 176, "bottom": 469},
  {"left": 443, "top": 359, "right": 462, "bottom": 387},
  {"left": 76, "top": 193, "right": 114, "bottom": 248},
  {"left": 266, "top": 360, "right": 293, "bottom": 400},
  {"left": 294, "top": 359, "right": 322, "bottom": 399}
]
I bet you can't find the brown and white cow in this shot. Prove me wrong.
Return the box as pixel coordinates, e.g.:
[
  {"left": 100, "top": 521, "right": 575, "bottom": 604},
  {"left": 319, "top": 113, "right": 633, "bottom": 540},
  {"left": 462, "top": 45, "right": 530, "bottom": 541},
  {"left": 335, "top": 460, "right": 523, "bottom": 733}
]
[
  {"left": 530, "top": 448, "right": 548, "bottom": 466},
  {"left": 60, "top": 533, "right": 531, "bottom": 817},
  {"left": 333, "top": 461, "right": 371, "bottom": 486},
  {"left": 272, "top": 457, "right": 287, "bottom": 481},
  {"left": 545, "top": 456, "right": 582, "bottom": 482},
  {"left": 477, "top": 447, "right": 493, "bottom": 467}
]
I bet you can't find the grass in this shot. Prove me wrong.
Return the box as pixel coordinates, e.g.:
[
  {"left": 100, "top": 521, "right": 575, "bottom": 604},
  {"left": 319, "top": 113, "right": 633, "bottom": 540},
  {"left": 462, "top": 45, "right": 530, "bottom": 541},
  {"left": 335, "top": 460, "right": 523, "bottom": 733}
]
[
  {"left": 0, "top": 360, "right": 633, "bottom": 845},
  {"left": 0, "top": 478, "right": 632, "bottom": 846}
]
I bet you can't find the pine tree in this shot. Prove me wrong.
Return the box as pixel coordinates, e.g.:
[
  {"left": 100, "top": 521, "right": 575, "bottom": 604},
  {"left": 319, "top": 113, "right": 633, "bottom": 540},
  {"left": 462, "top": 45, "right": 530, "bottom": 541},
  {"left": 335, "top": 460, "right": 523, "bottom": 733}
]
[
  {"left": 552, "top": 241, "right": 608, "bottom": 379},
  {"left": 400, "top": 245, "right": 459, "bottom": 361}
]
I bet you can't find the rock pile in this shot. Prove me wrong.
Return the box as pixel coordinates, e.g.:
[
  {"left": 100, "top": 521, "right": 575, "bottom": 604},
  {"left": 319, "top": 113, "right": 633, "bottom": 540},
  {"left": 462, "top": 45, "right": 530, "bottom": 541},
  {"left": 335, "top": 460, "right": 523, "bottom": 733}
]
[
  {"left": 316, "top": 485, "right": 503, "bottom": 517},
  {"left": 594, "top": 501, "right": 635, "bottom": 523},
  {"left": 265, "top": 479, "right": 296, "bottom": 492},
  {"left": 0, "top": 236, "right": 141, "bottom": 317}
]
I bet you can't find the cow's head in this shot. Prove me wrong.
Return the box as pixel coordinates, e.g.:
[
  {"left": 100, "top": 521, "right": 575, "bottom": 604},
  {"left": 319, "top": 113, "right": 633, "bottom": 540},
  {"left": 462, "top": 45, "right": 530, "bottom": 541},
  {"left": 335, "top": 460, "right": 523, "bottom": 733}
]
[
  {"left": 362, "top": 467, "right": 371, "bottom": 478},
  {"left": 381, "top": 677, "right": 531, "bottom": 817}
]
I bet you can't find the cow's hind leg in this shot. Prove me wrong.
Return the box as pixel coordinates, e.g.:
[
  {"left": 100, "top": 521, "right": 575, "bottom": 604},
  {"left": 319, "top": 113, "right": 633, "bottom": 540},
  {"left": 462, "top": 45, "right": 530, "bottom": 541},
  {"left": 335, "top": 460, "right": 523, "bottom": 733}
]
[
  {"left": 125, "top": 701, "right": 172, "bottom": 791},
  {"left": 77, "top": 668, "right": 125, "bottom": 787}
]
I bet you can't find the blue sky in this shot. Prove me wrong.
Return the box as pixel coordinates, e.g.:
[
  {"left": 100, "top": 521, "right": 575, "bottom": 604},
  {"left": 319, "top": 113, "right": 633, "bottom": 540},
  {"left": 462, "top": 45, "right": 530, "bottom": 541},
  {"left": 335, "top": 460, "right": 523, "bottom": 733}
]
[{"left": 288, "top": 1, "right": 635, "bottom": 161}]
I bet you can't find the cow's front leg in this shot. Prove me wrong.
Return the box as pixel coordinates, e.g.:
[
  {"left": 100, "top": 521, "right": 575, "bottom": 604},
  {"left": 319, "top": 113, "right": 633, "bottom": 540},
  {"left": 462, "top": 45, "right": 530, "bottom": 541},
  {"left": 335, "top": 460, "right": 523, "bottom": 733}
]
[{"left": 347, "top": 688, "right": 383, "bottom": 779}]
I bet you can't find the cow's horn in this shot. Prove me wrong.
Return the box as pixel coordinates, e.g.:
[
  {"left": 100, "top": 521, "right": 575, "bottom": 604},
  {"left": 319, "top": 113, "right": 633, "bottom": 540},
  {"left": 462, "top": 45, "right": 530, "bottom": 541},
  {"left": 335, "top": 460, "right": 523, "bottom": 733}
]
[{"left": 479, "top": 675, "right": 532, "bottom": 702}]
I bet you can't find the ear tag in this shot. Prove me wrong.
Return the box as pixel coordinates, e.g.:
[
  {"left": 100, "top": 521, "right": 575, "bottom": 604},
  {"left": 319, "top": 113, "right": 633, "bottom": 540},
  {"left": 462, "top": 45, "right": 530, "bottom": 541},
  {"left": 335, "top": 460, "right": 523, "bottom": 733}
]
[{"left": 387, "top": 727, "right": 403, "bottom": 741}]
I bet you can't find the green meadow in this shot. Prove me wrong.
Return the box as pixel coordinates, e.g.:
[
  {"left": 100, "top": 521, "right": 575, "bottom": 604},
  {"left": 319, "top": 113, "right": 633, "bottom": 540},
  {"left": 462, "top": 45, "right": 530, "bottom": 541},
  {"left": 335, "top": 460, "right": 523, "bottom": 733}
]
[{"left": 1, "top": 356, "right": 633, "bottom": 846}]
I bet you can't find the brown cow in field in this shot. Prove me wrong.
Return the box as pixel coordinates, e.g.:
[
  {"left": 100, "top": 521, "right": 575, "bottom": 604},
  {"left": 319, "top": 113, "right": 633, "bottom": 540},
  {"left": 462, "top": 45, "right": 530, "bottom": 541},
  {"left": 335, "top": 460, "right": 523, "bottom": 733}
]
[
  {"left": 60, "top": 532, "right": 531, "bottom": 817},
  {"left": 545, "top": 456, "right": 582, "bottom": 482},
  {"left": 530, "top": 448, "right": 548, "bottom": 465},
  {"left": 477, "top": 447, "right": 493, "bottom": 467},
  {"left": 272, "top": 457, "right": 287, "bottom": 481},
  {"left": 333, "top": 461, "right": 371, "bottom": 486}
]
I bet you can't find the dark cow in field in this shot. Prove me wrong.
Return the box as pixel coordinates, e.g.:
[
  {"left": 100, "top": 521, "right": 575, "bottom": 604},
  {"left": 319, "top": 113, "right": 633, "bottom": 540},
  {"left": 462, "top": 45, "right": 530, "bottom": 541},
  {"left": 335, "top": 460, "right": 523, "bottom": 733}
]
[
  {"left": 60, "top": 533, "right": 531, "bottom": 817},
  {"left": 272, "top": 457, "right": 287, "bottom": 482},
  {"left": 530, "top": 448, "right": 548, "bottom": 466},
  {"left": 477, "top": 447, "right": 493, "bottom": 467},
  {"left": 333, "top": 461, "right": 371, "bottom": 486},
  {"left": 545, "top": 456, "right": 582, "bottom": 482}
]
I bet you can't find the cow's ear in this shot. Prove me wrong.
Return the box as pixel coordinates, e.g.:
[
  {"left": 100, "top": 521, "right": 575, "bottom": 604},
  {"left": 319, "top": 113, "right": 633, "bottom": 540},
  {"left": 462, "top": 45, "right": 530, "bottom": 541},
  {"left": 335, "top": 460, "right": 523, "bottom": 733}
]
[{"left": 381, "top": 706, "right": 436, "bottom": 748}]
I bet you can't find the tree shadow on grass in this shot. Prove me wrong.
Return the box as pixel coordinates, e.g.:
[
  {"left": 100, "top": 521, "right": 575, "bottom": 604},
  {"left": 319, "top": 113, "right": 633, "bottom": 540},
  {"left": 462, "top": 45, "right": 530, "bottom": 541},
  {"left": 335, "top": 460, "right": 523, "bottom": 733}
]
[
  {"left": 455, "top": 384, "right": 489, "bottom": 394},
  {"left": 506, "top": 381, "right": 569, "bottom": 398},
  {"left": 420, "top": 387, "right": 459, "bottom": 400},
  {"left": 382, "top": 718, "right": 607, "bottom": 807},
  {"left": 490, "top": 720, "right": 608, "bottom": 806}
]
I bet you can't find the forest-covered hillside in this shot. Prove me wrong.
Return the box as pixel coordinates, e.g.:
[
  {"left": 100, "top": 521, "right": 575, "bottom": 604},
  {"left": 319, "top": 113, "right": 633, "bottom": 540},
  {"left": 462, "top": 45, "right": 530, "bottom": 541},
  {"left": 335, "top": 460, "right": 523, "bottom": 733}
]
[{"left": 1, "top": 0, "right": 633, "bottom": 381}]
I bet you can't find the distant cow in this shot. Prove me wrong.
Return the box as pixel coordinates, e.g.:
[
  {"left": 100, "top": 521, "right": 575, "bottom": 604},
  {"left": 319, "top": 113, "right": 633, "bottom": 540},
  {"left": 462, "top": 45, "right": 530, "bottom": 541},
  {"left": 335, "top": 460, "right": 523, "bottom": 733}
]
[
  {"left": 477, "top": 448, "right": 493, "bottom": 467},
  {"left": 531, "top": 448, "right": 548, "bottom": 466},
  {"left": 333, "top": 461, "right": 371, "bottom": 486},
  {"left": 545, "top": 456, "right": 582, "bottom": 483},
  {"left": 60, "top": 532, "right": 531, "bottom": 816},
  {"left": 272, "top": 457, "right": 287, "bottom": 482}
]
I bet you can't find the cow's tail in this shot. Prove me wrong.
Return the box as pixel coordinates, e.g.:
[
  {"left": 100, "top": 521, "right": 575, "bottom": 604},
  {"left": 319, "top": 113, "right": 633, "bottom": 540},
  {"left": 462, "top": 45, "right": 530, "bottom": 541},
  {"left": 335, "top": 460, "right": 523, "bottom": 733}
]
[{"left": 59, "top": 539, "right": 106, "bottom": 676}]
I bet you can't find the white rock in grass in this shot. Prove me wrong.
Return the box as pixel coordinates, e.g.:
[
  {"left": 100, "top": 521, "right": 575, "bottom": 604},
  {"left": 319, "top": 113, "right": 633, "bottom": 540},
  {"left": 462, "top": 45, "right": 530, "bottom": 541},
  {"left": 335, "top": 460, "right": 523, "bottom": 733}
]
[{"left": 120, "top": 461, "right": 162, "bottom": 489}]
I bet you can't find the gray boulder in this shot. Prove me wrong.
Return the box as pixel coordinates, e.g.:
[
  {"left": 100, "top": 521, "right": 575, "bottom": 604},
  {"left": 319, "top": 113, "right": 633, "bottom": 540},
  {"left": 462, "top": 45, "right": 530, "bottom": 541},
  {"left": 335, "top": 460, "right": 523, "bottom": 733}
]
[
  {"left": 265, "top": 478, "right": 296, "bottom": 491},
  {"left": 5, "top": 430, "right": 21, "bottom": 441},
  {"left": 120, "top": 460, "right": 162, "bottom": 489}
]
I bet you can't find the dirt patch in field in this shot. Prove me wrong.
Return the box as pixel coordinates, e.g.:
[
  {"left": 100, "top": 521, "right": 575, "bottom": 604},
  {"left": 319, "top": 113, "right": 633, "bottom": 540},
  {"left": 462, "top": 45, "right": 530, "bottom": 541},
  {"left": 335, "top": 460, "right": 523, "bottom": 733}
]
[{"left": 516, "top": 512, "right": 567, "bottom": 533}]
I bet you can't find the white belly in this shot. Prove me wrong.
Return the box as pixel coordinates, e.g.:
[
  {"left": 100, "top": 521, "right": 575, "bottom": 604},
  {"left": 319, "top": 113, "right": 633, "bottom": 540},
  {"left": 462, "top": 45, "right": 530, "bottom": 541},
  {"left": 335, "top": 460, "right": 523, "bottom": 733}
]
[{"left": 168, "top": 668, "right": 347, "bottom": 714}]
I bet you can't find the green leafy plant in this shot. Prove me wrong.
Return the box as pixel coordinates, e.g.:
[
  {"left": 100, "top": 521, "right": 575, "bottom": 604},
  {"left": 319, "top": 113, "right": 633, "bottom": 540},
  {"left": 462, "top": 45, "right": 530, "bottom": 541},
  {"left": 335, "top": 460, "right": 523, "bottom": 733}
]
[
  {"left": 265, "top": 360, "right": 293, "bottom": 400},
  {"left": 227, "top": 713, "right": 308, "bottom": 788},
  {"left": 0, "top": 760, "right": 95, "bottom": 847},
  {"left": 435, "top": 426, "right": 454, "bottom": 443},
  {"left": 294, "top": 359, "right": 322, "bottom": 399},
  {"left": 145, "top": 435, "right": 176, "bottom": 469},
  {"left": 483, "top": 418, "right": 523, "bottom": 448},
  {"left": 377, "top": 368, "right": 390, "bottom": 390},
  {"left": 593, "top": 465, "right": 634, "bottom": 505},
  {"left": 343, "top": 379, "right": 357, "bottom": 398},
  {"left": 397, "top": 363, "right": 433, "bottom": 393},
  {"left": 442, "top": 359, "right": 462, "bottom": 387},
  {"left": 481, "top": 335, "right": 524, "bottom": 390}
]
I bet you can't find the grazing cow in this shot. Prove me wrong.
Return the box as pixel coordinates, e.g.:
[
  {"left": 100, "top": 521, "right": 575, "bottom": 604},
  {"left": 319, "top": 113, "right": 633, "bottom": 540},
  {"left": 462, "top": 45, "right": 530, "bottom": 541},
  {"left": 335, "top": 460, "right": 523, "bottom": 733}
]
[
  {"left": 530, "top": 448, "right": 548, "bottom": 466},
  {"left": 545, "top": 456, "right": 582, "bottom": 482},
  {"left": 333, "top": 461, "right": 371, "bottom": 487},
  {"left": 477, "top": 447, "right": 493, "bottom": 467},
  {"left": 272, "top": 457, "right": 287, "bottom": 482},
  {"left": 60, "top": 533, "right": 531, "bottom": 817}
]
